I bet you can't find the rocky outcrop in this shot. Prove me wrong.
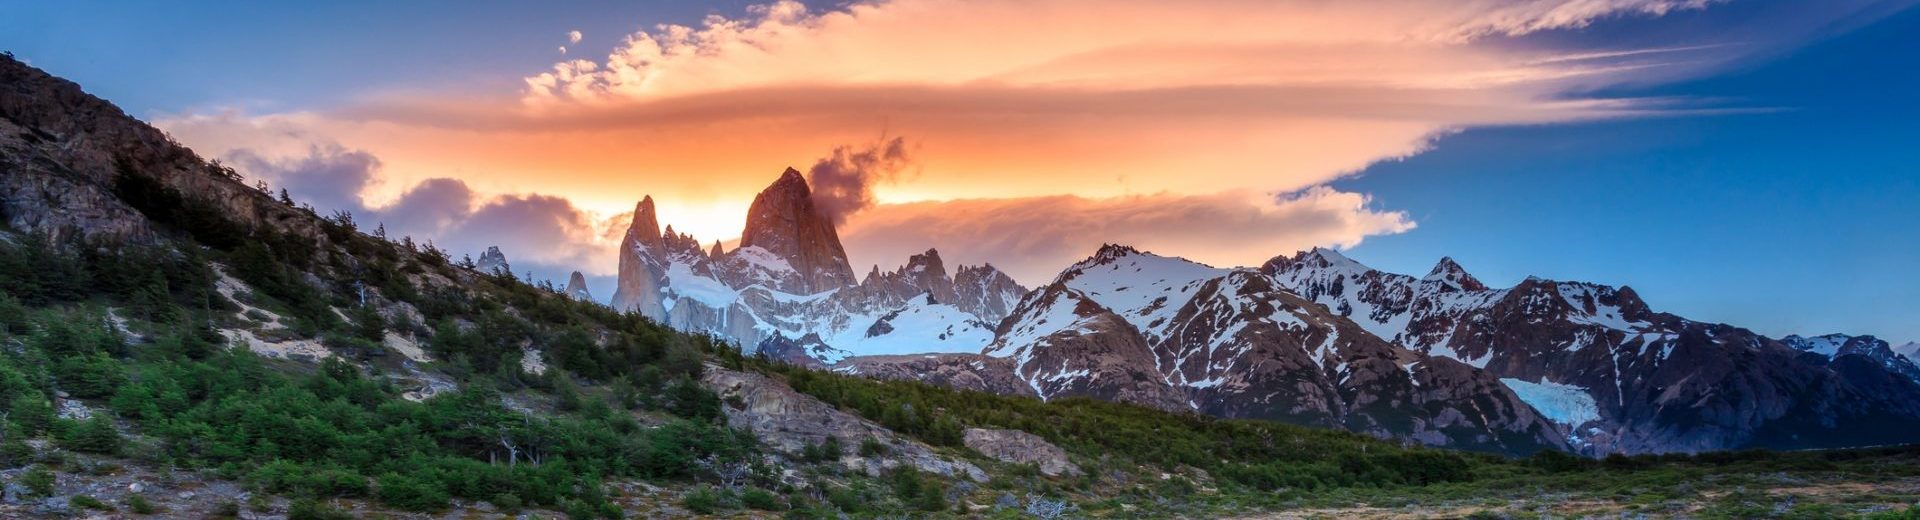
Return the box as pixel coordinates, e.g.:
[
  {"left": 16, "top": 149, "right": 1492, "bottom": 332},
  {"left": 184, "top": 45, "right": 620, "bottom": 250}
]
[
  {"left": 962, "top": 428, "right": 1082, "bottom": 477},
  {"left": 703, "top": 367, "right": 987, "bottom": 482},
  {"left": 0, "top": 56, "right": 326, "bottom": 247},
  {"left": 565, "top": 271, "right": 593, "bottom": 302}
]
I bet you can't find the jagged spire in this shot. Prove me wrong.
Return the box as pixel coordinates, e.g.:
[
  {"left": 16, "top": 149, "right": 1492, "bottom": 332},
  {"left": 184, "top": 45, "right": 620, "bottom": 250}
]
[{"left": 627, "top": 196, "right": 663, "bottom": 251}]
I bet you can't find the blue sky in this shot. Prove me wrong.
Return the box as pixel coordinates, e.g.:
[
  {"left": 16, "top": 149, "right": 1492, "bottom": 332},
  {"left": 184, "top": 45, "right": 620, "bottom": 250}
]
[
  {"left": 3, "top": 1, "right": 1916, "bottom": 343},
  {"left": 1336, "top": 5, "right": 1920, "bottom": 342}
]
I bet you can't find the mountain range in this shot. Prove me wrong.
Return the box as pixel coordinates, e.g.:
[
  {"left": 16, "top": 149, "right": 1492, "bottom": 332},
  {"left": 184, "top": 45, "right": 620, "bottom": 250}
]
[{"left": 608, "top": 171, "right": 1920, "bottom": 456}]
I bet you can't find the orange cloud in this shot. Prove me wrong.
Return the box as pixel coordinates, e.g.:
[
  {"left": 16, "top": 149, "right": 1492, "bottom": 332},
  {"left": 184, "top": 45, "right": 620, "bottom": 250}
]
[{"left": 157, "top": 0, "right": 1743, "bottom": 276}]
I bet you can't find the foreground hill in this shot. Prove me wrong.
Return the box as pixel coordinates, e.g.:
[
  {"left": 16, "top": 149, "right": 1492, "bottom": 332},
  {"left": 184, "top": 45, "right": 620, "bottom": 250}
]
[{"left": 3, "top": 54, "right": 1920, "bottom": 519}]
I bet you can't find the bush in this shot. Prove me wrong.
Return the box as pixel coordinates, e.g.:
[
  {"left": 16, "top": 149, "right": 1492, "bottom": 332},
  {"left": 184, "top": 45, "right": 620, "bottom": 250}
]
[
  {"left": 682, "top": 487, "right": 723, "bottom": 514},
  {"left": 71, "top": 494, "right": 112, "bottom": 510},
  {"left": 0, "top": 435, "right": 34, "bottom": 468},
  {"left": 489, "top": 492, "right": 523, "bottom": 513},
  {"left": 56, "top": 415, "right": 122, "bottom": 454},
  {"left": 126, "top": 493, "right": 160, "bottom": 514},
  {"left": 288, "top": 498, "right": 355, "bottom": 520},
  {"left": 741, "top": 487, "right": 782, "bottom": 511},
  {"left": 376, "top": 472, "right": 450, "bottom": 511},
  {"left": 7, "top": 396, "right": 55, "bottom": 436},
  {"left": 20, "top": 466, "right": 54, "bottom": 497},
  {"left": 859, "top": 437, "right": 889, "bottom": 457}
]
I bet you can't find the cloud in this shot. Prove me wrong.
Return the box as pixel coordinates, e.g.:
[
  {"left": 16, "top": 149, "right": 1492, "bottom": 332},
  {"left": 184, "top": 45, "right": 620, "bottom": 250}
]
[
  {"left": 369, "top": 177, "right": 627, "bottom": 282},
  {"left": 156, "top": 115, "right": 626, "bottom": 281},
  {"left": 807, "top": 136, "right": 913, "bottom": 225},
  {"left": 222, "top": 143, "right": 380, "bottom": 216},
  {"left": 567, "top": 30, "right": 582, "bottom": 44},
  {"left": 839, "top": 187, "right": 1416, "bottom": 284},
  {"left": 155, "top": 0, "right": 1888, "bottom": 278}
]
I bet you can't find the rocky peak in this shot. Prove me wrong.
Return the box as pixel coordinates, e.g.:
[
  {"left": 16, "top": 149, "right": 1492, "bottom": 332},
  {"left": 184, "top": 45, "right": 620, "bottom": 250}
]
[
  {"left": 1260, "top": 247, "right": 1370, "bottom": 276},
  {"left": 1423, "top": 256, "right": 1488, "bottom": 292},
  {"left": 953, "top": 263, "right": 1029, "bottom": 323},
  {"left": 627, "top": 196, "right": 663, "bottom": 252},
  {"left": 565, "top": 271, "right": 593, "bottom": 302},
  {"left": 904, "top": 248, "right": 949, "bottom": 282},
  {"left": 709, "top": 240, "right": 724, "bottom": 258},
  {"left": 1087, "top": 243, "right": 1142, "bottom": 264},
  {"left": 476, "top": 246, "right": 509, "bottom": 275},
  {"left": 1305, "top": 247, "right": 1369, "bottom": 271},
  {"left": 738, "top": 167, "right": 857, "bottom": 294}
]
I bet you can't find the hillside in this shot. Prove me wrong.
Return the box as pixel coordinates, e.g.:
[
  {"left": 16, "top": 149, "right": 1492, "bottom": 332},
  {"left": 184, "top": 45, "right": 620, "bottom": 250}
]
[{"left": 3, "top": 54, "right": 1920, "bottom": 519}]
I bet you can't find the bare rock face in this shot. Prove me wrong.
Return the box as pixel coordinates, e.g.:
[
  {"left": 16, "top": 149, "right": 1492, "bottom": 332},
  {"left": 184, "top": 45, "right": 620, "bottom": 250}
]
[
  {"left": 738, "top": 168, "right": 858, "bottom": 294},
  {"left": 703, "top": 367, "right": 987, "bottom": 482},
  {"left": 962, "top": 428, "right": 1082, "bottom": 477},
  {"left": 953, "top": 264, "right": 1027, "bottom": 322},
  {"left": 565, "top": 271, "right": 593, "bottom": 302},
  {"left": 610, "top": 197, "right": 668, "bottom": 318},
  {"left": 0, "top": 56, "right": 327, "bottom": 246}
]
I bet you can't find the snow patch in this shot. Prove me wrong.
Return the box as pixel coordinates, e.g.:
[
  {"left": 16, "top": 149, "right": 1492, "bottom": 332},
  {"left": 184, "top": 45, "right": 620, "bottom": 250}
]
[{"left": 1500, "top": 378, "right": 1600, "bottom": 427}]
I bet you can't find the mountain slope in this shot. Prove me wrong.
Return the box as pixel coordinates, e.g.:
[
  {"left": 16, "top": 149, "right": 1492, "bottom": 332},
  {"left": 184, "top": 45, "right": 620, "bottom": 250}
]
[
  {"left": 1262, "top": 249, "right": 1920, "bottom": 454},
  {"left": 861, "top": 245, "right": 1569, "bottom": 454}
]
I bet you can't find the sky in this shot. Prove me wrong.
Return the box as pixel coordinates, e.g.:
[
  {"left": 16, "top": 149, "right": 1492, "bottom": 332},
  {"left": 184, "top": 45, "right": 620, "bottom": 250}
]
[{"left": 2, "top": 0, "right": 1915, "bottom": 343}]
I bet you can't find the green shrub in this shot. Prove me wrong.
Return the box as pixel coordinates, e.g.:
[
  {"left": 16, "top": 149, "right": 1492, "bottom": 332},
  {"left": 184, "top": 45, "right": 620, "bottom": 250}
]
[
  {"left": 489, "top": 492, "right": 523, "bottom": 513},
  {"left": 0, "top": 435, "right": 34, "bottom": 468},
  {"left": 126, "top": 493, "right": 160, "bottom": 514},
  {"left": 56, "top": 415, "right": 122, "bottom": 454},
  {"left": 70, "top": 494, "right": 112, "bottom": 510},
  {"left": 858, "top": 437, "right": 888, "bottom": 457},
  {"left": 7, "top": 396, "right": 55, "bottom": 436},
  {"left": 376, "top": 472, "right": 449, "bottom": 511},
  {"left": 682, "top": 487, "right": 723, "bottom": 514},
  {"left": 20, "top": 466, "right": 54, "bottom": 497},
  {"left": 741, "top": 487, "right": 782, "bottom": 511},
  {"left": 287, "top": 498, "right": 355, "bottom": 520}
]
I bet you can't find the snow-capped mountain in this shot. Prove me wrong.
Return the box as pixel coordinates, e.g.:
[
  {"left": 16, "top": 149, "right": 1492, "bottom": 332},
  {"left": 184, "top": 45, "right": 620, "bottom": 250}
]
[
  {"left": 1900, "top": 341, "right": 1920, "bottom": 362},
  {"left": 608, "top": 171, "right": 1920, "bottom": 456},
  {"left": 609, "top": 169, "right": 1028, "bottom": 363},
  {"left": 1784, "top": 333, "right": 1920, "bottom": 385},
  {"left": 1258, "top": 249, "right": 1920, "bottom": 454},
  {"left": 851, "top": 245, "right": 1570, "bottom": 454}
]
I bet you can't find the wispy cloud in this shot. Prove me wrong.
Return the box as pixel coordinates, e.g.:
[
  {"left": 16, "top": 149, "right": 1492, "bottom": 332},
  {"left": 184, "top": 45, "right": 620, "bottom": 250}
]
[{"left": 161, "top": 0, "right": 1887, "bottom": 277}]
